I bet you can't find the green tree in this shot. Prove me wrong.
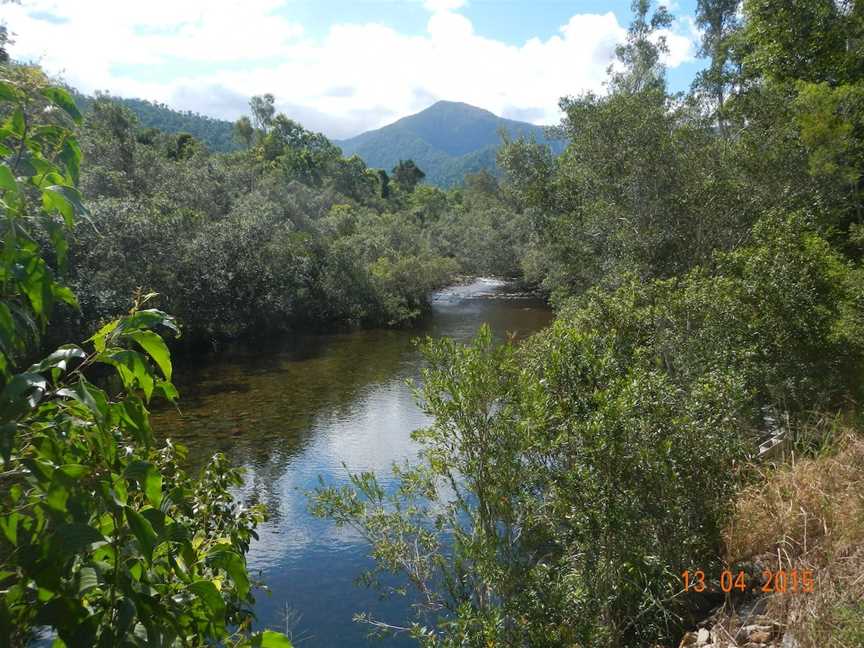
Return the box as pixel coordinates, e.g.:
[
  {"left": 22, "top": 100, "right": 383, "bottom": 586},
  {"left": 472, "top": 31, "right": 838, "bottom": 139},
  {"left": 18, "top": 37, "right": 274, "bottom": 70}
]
[
  {"left": 0, "top": 75, "right": 292, "bottom": 648},
  {"left": 233, "top": 115, "right": 254, "bottom": 149},
  {"left": 608, "top": 0, "right": 672, "bottom": 95},
  {"left": 249, "top": 93, "right": 275, "bottom": 133},
  {"left": 693, "top": 0, "right": 742, "bottom": 130},
  {"left": 391, "top": 159, "right": 426, "bottom": 193}
]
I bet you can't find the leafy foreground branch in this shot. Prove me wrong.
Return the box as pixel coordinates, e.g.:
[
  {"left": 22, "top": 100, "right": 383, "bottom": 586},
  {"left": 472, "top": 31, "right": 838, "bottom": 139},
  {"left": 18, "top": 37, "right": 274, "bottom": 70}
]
[{"left": 0, "top": 76, "right": 291, "bottom": 646}]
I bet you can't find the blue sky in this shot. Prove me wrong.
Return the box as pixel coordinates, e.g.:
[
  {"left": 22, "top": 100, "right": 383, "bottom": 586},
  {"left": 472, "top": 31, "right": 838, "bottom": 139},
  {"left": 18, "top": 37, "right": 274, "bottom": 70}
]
[{"left": 6, "top": 0, "right": 705, "bottom": 138}]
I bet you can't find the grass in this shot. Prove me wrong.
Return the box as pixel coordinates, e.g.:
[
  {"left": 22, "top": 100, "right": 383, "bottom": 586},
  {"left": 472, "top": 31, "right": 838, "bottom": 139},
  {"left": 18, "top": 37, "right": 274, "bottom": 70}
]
[{"left": 722, "top": 415, "right": 864, "bottom": 647}]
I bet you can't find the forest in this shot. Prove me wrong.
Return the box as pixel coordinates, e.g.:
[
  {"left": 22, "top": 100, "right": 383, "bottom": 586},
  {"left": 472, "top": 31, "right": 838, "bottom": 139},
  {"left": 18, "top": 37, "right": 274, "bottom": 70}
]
[{"left": 1, "top": 0, "right": 864, "bottom": 646}]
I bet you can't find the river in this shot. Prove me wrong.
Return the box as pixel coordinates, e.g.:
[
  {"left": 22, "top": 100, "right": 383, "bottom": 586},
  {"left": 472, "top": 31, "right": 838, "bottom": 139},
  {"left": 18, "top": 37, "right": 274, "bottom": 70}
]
[{"left": 152, "top": 278, "right": 552, "bottom": 646}]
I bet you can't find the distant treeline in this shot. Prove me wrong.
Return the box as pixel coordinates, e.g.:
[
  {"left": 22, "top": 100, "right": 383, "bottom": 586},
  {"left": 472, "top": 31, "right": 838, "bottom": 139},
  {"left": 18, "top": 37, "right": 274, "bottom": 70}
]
[{"left": 73, "top": 91, "right": 239, "bottom": 153}]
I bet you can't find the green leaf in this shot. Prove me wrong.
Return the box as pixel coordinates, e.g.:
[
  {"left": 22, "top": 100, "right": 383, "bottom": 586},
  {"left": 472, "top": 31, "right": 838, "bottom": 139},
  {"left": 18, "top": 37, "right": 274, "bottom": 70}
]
[
  {"left": 0, "top": 422, "right": 15, "bottom": 463},
  {"left": 77, "top": 566, "right": 99, "bottom": 594},
  {"left": 45, "top": 484, "right": 69, "bottom": 512},
  {"left": 58, "top": 464, "right": 89, "bottom": 479},
  {"left": 0, "top": 372, "right": 48, "bottom": 422},
  {"left": 0, "top": 513, "right": 19, "bottom": 545},
  {"left": 89, "top": 319, "right": 119, "bottom": 353},
  {"left": 125, "top": 508, "right": 158, "bottom": 561},
  {"left": 27, "top": 344, "right": 85, "bottom": 375},
  {"left": 55, "top": 523, "right": 106, "bottom": 553},
  {"left": 6, "top": 108, "right": 24, "bottom": 138},
  {"left": 129, "top": 330, "right": 172, "bottom": 381},
  {"left": 189, "top": 579, "right": 226, "bottom": 618},
  {"left": 62, "top": 378, "right": 109, "bottom": 425},
  {"left": 124, "top": 461, "right": 162, "bottom": 508},
  {"left": 103, "top": 350, "right": 155, "bottom": 401},
  {"left": 121, "top": 309, "right": 180, "bottom": 337},
  {"left": 42, "top": 185, "right": 87, "bottom": 227},
  {"left": 260, "top": 631, "right": 293, "bottom": 648},
  {"left": 0, "top": 81, "right": 18, "bottom": 102},
  {"left": 0, "top": 164, "right": 16, "bottom": 192},
  {"left": 116, "top": 396, "right": 153, "bottom": 446},
  {"left": 208, "top": 549, "right": 251, "bottom": 598},
  {"left": 40, "top": 87, "right": 83, "bottom": 124},
  {"left": 59, "top": 138, "right": 81, "bottom": 185}
]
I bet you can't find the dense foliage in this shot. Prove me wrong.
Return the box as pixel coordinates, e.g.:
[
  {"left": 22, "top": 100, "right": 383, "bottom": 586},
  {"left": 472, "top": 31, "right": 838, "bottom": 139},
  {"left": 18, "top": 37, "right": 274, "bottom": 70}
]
[
  {"left": 74, "top": 92, "right": 239, "bottom": 154},
  {"left": 0, "top": 69, "right": 292, "bottom": 647},
  {"left": 44, "top": 90, "right": 505, "bottom": 347},
  {"left": 312, "top": 0, "right": 864, "bottom": 646}
]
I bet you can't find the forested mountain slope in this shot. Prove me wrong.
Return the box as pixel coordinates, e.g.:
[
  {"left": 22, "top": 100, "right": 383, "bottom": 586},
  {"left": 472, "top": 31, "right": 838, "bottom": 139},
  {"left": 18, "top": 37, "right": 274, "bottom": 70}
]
[
  {"left": 336, "top": 100, "right": 565, "bottom": 186},
  {"left": 74, "top": 92, "right": 238, "bottom": 152}
]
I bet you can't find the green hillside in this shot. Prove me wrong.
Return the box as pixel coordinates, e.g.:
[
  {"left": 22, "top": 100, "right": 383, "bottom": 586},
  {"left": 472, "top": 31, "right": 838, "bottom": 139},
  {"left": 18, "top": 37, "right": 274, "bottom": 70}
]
[
  {"left": 336, "top": 100, "right": 564, "bottom": 187},
  {"left": 74, "top": 92, "right": 239, "bottom": 153}
]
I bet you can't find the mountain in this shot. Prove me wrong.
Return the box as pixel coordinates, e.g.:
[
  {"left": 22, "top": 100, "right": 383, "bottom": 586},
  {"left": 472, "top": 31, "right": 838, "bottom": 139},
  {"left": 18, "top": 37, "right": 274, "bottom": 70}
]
[
  {"left": 74, "top": 93, "right": 239, "bottom": 153},
  {"left": 336, "top": 101, "right": 564, "bottom": 188}
]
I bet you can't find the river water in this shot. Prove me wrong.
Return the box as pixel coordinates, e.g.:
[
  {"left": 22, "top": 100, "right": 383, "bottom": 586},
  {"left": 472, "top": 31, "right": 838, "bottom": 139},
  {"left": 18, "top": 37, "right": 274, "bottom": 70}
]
[{"left": 152, "top": 278, "right": 552, "bottom": 646}]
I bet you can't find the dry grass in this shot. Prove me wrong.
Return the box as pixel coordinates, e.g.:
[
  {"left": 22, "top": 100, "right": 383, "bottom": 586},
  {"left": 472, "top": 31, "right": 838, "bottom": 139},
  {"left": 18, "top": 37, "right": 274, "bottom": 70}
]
[{"left": 722, "top": 420, "right": 864, "bottom": 647}]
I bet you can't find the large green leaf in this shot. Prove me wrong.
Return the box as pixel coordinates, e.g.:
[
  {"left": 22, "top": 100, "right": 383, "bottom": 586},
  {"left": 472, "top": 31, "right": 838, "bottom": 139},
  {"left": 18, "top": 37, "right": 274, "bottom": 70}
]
[
  {"left": 259, "top": 631, "right": 293, "bottom": 648},
  {"left": 0, "top": 372, "right": 48, "bottom": 422},
  {"left": 0, "top": 164, "right": 16, "bottom": 192},
  {"left": 208, "top": 549, "right": 250, "bottom": 598},
  {"left": 0, "top": 513, "right": 19, "bottom": 545},
  {"left": 55, "top": 523, "right": 106, "bottom": 553},
  {"left": 124, "top": 461, "right": 163, "bottom": 509},
  {"left": 27, "top": 345, "right": 85, "bottom": 376},
  {"left": 0, "top": 81, "right": 18, "bottom": 102},
  {"left": 120, "top": 309, "right": 180, "bottom": 337},
  {"left": 102, "top": 350, "right": 154, "bottom": 401},
  {"left": 42, "top": 185, "right": 87, "bottom": 227},
  {"left": 189, "top": 579, "right": 226, "bottom": 618},
  {"left": 58, "top": 378, "right": 109, "bottom": 425},
  {"left": 59, "top": 139, "right": 81, "bottom": 185},
  {"left": 40, "top": 87, "right": 83, "bottom": 125},
  {"left": 77, "top": 566, "right": 99, "bottom": 594},
  {"left": 125, "top": 508, "right": 158, "bottom": 561},
  {"left": 129, "top": 331, "right": 172, "bottom": 381}
]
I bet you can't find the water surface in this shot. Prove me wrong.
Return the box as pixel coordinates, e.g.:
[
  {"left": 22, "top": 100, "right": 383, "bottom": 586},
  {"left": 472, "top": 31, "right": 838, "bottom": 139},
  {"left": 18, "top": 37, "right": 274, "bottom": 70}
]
[{"left": 153, "top": 278, "right": 552, "bottom": 646}]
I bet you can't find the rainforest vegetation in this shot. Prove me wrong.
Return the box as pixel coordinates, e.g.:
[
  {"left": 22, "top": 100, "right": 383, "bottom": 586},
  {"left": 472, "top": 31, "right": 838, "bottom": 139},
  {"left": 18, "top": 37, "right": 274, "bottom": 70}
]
[{"left": 1, "top": 0, "right": 864, "bottom": 646}]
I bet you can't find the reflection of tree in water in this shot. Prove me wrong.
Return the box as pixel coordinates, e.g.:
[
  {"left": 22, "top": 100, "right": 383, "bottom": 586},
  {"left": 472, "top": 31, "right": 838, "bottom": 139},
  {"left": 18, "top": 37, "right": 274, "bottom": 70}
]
[
  {"left": 151, "top": 284, "right": 552, "bottom": 522},
  {"left": 151, "top": 327, "right": 420, "bottom": 511}
]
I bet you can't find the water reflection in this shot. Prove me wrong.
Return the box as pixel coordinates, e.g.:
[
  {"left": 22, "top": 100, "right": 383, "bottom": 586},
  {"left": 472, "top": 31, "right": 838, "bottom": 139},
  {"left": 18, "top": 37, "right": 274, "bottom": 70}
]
[{"left": 153, "top": 278, "right": 552, "bottom": 646}]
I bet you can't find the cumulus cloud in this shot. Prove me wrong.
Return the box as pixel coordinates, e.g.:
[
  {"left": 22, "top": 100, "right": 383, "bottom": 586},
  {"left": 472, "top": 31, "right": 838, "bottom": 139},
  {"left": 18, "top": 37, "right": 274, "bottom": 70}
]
[{"left": 6, "top": 0, "right": 698, "bottom": 138}]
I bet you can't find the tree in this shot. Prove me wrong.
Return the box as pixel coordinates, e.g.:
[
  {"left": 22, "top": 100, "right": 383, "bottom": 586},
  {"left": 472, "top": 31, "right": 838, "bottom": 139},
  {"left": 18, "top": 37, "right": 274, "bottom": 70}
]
[
  {"left": 0, "top": 75, "right": 293, "bottom": 648},
  {"left": 376, "top": 168, "right": 391, "bottom": 198},
  {"left": 608, "top": 0, "right": 672, "bottom": 95},
  {"left": 233, "top": 115, "right": 254, "bottom": 148},
  {"left": 693, "top": 0, "right": 742, "bottom": 130},
  {"left": 0, "top": 24, "right": 10, "bottom": 64},
  {"left": 743, "top": 0, "right": 863, "bottom": 85},
  {"left": 391, "top": 159, "right": 425, "bottom": 193},
  {"left": 249, "top": 93, "right": 275, "bottom": 133}
]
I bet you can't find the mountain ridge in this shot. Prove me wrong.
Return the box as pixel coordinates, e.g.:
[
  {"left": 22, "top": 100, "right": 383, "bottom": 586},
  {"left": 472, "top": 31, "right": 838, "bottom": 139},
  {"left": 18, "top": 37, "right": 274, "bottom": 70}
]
[{"left": 336, "top": 100, "right": 564, "bottom": 187}]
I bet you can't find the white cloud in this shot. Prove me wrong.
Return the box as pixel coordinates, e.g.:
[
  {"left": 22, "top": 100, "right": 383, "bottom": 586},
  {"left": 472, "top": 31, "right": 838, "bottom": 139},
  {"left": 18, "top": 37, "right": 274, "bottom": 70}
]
[{"left": 6, "top": 1, "right": 698, "bottom": 139}]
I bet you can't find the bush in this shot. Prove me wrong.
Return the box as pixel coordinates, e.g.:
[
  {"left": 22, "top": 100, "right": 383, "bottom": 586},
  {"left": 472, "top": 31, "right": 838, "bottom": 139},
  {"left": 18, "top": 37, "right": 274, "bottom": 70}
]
[{"left": 0, "top": 75, "right": 291, "bottom": 648}]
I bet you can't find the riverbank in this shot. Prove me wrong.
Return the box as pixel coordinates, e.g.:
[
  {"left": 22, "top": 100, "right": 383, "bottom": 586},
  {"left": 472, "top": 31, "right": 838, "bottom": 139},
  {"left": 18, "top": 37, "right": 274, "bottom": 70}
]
[
  {"left": 150, "top": 277, "right": 552, "bottom": 645},
  {"left": 677, "top": 420, "right": 864, "bottom": 648}
]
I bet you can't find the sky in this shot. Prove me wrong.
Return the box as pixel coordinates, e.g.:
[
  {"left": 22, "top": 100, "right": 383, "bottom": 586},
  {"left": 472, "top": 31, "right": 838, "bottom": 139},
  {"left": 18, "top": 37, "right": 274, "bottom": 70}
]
[{"left": 4, "top": 0, "right": 706, "bottom": 139}]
